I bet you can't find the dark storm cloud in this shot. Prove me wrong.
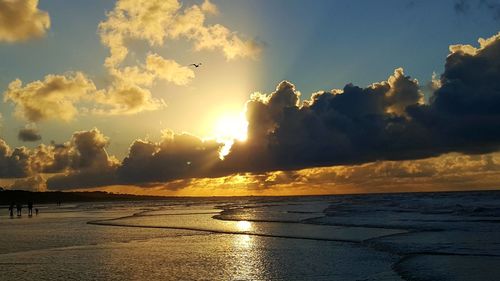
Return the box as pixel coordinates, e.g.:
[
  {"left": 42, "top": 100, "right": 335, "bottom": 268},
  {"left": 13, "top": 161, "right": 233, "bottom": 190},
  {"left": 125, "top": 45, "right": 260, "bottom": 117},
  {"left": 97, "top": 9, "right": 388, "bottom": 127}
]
[
  {"left": 220, "top": 70, "right": 429, "bottom": 173},
  {"left": 117, "top": 133, "right": 222, "bottom": 183},
  {"left": 18, "top": 127, "right": 41, "bottom": 142},
  {"left": 2, "top": 32, "right": 500, "bottom": 190},
  {"left": 37, "top": 143, "right": 72, "bottom": 173},
  {"left": 0, "top": 139, "right": 31, "bottom": 177},
  {"left": 409, "top": 32, "right": 500, "bottom": 154},
  {"left": 45, "top": 131, "right": 224, "bottom": 188},
  {"left": 1, "top": 128, "right": 118, "bottom": 187},
  {"left": 45, "top": 129, "right": 119, "bottom": 190},
  {"left": 0, "top": 139, "right": 70, "bottom": 178},
  {"left": 32, "top": 129, "right": 117, "bottom": 178},
  {"left": 220, "top": 33, "right": 500, "bottom": 175},
  {"left": 47, "top": 130, "right": 222, "bottom": 189}
]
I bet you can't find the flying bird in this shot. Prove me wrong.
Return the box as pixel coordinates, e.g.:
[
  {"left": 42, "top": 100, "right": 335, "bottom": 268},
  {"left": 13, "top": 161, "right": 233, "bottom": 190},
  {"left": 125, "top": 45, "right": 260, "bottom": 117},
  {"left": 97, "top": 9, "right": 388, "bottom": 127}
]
[{"left": 189, "top": 63, "right": 202, "bottom": 68}]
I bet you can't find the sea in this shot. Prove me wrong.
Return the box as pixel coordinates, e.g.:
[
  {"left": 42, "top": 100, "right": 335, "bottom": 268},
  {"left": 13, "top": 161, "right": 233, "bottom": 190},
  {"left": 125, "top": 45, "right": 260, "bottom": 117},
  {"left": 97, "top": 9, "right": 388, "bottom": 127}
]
[{"left": 1, "top": 191, "right": 499, "bottom": 280}]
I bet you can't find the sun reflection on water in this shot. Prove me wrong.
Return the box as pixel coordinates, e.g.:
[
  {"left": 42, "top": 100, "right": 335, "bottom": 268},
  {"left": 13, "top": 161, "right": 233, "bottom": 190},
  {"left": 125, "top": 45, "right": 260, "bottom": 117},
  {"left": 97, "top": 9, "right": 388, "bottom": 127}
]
[
  {"left": 236, "top": 220, "right": 252, "bottom": 232},
  {"left": 230, "top": 233, "right": 265, "bottom": 280},
  {"left": 235, "top": 234, "right": 253, "bottom": 249},
  {"left": 227, "top": 221, "right": 265, "bottom": 280}
]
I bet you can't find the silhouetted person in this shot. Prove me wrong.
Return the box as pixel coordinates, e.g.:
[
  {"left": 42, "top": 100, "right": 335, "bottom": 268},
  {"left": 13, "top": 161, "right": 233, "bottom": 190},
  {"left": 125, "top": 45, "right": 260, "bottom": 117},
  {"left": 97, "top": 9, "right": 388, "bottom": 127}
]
[
  {"left": 8, "top": 203, "right": 14, "bottom": 217},
  {"left": 28, "top": 202, "right": 33, "bottom": 216},
  {"left": 35, "top": 208, "right": 39, "bottom": 216},
  {"left": 16, "top": 203, "right": 22, "bottom": 216}
]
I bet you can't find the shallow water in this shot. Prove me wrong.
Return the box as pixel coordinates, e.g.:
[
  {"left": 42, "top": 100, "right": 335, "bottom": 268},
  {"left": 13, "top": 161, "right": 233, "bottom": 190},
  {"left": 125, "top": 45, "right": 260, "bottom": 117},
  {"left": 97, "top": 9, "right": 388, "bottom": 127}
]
[{"left": 1, "top": 191, "right": 499, "bottom": 280}]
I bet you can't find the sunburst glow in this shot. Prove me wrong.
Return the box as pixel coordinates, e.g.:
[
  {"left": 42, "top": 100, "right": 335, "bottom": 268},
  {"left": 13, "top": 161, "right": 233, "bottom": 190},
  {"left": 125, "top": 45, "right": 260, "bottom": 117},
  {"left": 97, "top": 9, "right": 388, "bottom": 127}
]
[
  {"left": 214, "top": 114, "right": 248, "bottom": 142},
  {"left": 213, "top": 113, "right": 248, "bottom": 159}
]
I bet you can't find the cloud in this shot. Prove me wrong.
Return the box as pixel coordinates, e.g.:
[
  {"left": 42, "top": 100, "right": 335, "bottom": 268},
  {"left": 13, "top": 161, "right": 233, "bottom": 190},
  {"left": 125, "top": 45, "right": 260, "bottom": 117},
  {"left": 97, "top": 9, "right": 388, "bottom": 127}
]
[
  {"left": 47, "top": 130, "right": 222, "bottom": 189},
  {"left": 0, "top": 139, "right": 32, "bottom": 178},
  {"left": 99, "top": 0, "right": 261, "bottom": 68},
  {"left": 259, "top": 152, "right": 500, "bottom": 194},
  {"left": 219, "top": 33, "right": 500, "bottom": 174},
  {"left": 1, "top": 128, "right": 117, "bottom": 184},
  {"left": 145, "top": 54, "right": 195, "bottom": 86},
  {"left": 201, "top": 0, "right": 218, "bottom": 15},
  {"left": 1, "top": 69, "right": 162, "bottom": 121},
  {"left": 31, "top": 143, "right": 71, "bottom": 173},
  {"left": 0, "top": 0, "right": 50, "bottom": 42},
  {"left": 92, "top": 0, "right": 261, "bottom": 114},
  {"left": 94, "top": 84, "right": 164, "bottom": 115},
  {"left": 24, "top": 129, "right": 221, "bottom": 189},
  {"left": 300, "top": 152, "right": 500, "bottom": 193},
  {"left": 3, "top": 72, "right": 97, "bottom": 122},
  {"left": 42, "top": 128, "right": 120, "bottom": 190},
  {"left": 3, "top": 33, "right": 500, "bottom": 193},
  {"left": 98, "top": 0, "right": 181, "bottom": 69},
  {"left": 18, "top": 127, "right": 41, "bottom": 142},
  {"left": 218, "top": 68, "right": 427, "bottom": 173},
  {"left": 117, "top": 131, "right": 222, "bottom": 184},
  {"left": 68, "top": 129, "right": 117, "bottom": 169},
  {"left": 38, "top": 32, "right": 500, "bottom": 190},
  {"left": 92, "top": 53, "right": 194, "bottom": 115},
  {"left": 117, "top": 152, "right": 500, "bottom": 195},
  {"left": 411, "top": 32, "right": 500, "bottom": 154},
  {"left": 2, "top": 0, "right": 260, "bottom": 122},
  {"left": 9, "top": 175, "right": 46, "bottom": 191}
]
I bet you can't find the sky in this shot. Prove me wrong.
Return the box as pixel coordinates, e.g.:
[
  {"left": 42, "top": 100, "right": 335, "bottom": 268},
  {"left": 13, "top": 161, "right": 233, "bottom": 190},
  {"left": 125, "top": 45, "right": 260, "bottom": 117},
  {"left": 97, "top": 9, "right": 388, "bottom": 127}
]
[{"left": 0, "top": 0, "right": 499, "bottom": 195}]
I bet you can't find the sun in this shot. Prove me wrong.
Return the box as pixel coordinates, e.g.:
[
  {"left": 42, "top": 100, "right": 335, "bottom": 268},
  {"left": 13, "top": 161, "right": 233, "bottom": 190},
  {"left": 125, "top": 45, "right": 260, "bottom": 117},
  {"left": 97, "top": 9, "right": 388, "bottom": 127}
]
[
  {"left": 214, "top": 114, "right": 248, "bottom": 142},
  {"left": 212, "top": 113, "right": 248, "bottom": 159}
]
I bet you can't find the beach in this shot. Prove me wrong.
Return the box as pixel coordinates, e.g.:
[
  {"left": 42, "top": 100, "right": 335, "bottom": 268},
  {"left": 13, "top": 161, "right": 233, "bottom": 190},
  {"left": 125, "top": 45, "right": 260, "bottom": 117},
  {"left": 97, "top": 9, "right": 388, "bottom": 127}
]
[{"left": 1, "top": 191, "right": 499, "bottom": 280}]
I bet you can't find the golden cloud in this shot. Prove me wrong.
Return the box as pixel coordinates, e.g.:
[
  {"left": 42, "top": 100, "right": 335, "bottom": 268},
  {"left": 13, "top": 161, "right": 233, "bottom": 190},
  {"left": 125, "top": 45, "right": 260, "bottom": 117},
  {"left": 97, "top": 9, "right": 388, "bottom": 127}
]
[
  {"left": 449, "top": 31, "right": 500, "bottom": 55},
  {"left": 94, "top": 84, "right": 165, "bottom": 115},
  {"left": 3, "top": 0, "right": 261, "bottom": 121},
  {"left": 3, "top": 72, "right": 97, "bottom": 122},
  {"left": 176, "top": 152, "right": 500, "bottom": 195},
  {"left": 0, "top": 0, "right": 50, "bottom": 42},
  {"left": 145, "top": 54, "right": 195, "bottom": 86},
  {"left": 99, "top": 0, "right": 260, "bottom": 68},
  {"left": 95, "top": 0, "right": 261, "bottom": 114}
]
